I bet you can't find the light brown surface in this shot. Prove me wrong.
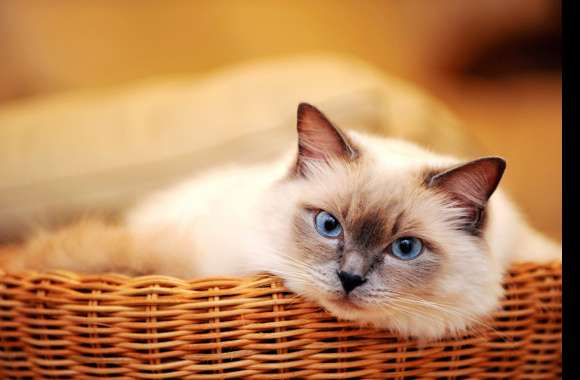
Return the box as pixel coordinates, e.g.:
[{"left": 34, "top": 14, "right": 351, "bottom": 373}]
[{"left": 0, "top": 263, "right": 561, "bottom": 379}]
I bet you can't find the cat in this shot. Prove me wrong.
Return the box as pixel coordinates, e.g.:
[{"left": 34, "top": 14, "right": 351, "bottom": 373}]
[{"left": 1, "top": 103, "right": 561, "bottom": 339}]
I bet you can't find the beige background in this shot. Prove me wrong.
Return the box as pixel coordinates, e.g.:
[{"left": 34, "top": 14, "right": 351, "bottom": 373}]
[{"left": 0, "top": 1, "right": 561, "bottom": 240}]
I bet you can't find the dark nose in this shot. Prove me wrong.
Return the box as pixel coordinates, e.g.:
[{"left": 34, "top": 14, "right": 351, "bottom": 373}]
[{"left": 337, "top": 271, "right": 367, "bottom": 294}]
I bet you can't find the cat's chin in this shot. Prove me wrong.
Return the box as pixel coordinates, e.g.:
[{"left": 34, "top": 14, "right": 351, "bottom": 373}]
[
  {"left": 318, "top": 295, "right": 374, "bottom": 320},
  {"left": 317, "top": 294, "right": 494, "bottom": 341},
  {"left": 326, "top": 296, "right": 366, "bottom": 312}
]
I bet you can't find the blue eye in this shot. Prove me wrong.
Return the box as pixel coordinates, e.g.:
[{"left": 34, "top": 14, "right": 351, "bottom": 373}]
[
  {"left": 390, "top": 237, "right": 424, "bottom": 260},
  {"left": 314, "top": 211, "right": 343, "bottom": 238}
]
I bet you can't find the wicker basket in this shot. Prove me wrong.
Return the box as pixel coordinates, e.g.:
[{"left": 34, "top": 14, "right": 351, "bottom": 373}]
[{"left": 0, "top": 263, "right": 561, "bottom": 379}]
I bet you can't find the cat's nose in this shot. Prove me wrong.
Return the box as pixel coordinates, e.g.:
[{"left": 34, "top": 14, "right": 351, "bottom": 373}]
[{"left": 337, "top": 271, "right": 367, "bottom": 294}]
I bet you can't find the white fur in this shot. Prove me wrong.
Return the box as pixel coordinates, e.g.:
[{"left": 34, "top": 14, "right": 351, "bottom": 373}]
[{"left": 126, "top": 131, "right": 561, "bottom": 339}]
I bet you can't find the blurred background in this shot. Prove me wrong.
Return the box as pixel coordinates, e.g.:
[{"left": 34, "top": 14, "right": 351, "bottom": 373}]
[{"left": 0, "top": 1, "right": 561, "bottom": 244}]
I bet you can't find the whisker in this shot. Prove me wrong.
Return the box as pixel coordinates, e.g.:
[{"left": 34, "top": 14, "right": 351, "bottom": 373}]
[{"left": 372, "top": 294, "right": 510, "bottom": 342}]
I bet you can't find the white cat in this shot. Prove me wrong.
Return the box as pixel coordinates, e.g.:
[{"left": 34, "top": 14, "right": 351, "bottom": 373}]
[{"left": 4, "top": 103, "right": 561, "bottom": 339}]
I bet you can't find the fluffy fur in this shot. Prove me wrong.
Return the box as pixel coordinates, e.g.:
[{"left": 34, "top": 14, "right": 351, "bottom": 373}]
[{"left": 2, "top": 103, "right": 561, "bottom": 340}]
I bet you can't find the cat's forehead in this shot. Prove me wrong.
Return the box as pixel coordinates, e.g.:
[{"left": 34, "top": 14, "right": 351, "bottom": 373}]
[
  {"left": 305, "top": 164, "right": 430, "bottom": 246},
  {"left": 308, "top": 160, "right": 425, "bottom": 210}
]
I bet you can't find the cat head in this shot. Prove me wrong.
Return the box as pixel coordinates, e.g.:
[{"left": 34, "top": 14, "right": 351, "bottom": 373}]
[{"left": 275, "top": 103, "right": 506, "bottom": 339}]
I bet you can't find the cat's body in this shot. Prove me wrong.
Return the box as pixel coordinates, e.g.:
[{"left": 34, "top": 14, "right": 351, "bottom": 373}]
[
  {"left": 126, "top": 131, "right": 556, "bottom": 276},
  {"left": 2, "top": 104, "right": 561, "bottom": 340}
]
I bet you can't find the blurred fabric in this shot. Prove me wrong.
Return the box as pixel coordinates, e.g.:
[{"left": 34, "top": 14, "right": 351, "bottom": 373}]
[
  {"left": 0, "top": 1, "right": 561, "bottom": 241},
  {"left": 0, "top": 56, "right": 475, "bottom": 242}
]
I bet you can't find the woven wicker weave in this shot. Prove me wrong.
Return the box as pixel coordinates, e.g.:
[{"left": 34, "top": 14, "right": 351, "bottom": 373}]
[{"left": 0, "top": 263, "right": 561, "bottom": 379}]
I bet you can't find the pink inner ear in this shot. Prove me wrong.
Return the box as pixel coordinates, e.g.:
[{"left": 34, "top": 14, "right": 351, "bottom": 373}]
[
  {"left": 297, "top": 103, "right": 355, "bottom": 162},
  {"left": 430, "top": 157, "right": 506, "bottom": 206}
]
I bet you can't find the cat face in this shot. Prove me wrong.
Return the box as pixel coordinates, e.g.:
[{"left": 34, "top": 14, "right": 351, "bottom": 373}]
[{"left": 278, "top": 103, "right": 506, "bottom": 339}]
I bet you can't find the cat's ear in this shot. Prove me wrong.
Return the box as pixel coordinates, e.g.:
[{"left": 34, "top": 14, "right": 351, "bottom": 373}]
[
  {"left": 295, "top": 103, "right": 357, "bottom": 176},
  {"left": 428, "top": 157, "right": 506, "bottom": 207},
  {"left": 428, "top": 157, "right": 505, "bottom": 233}
]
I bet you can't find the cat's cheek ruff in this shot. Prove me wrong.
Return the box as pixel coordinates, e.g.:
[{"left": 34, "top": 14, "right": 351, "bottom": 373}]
[
  {"left": 313, "top": 295, "right": 478, "bottom": 340},
  {"left": 343, "top": 237, "right": 500, "bottom": 340},
  {"left": 316, "top": 286, "right": 501, "bottom": 341}
]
